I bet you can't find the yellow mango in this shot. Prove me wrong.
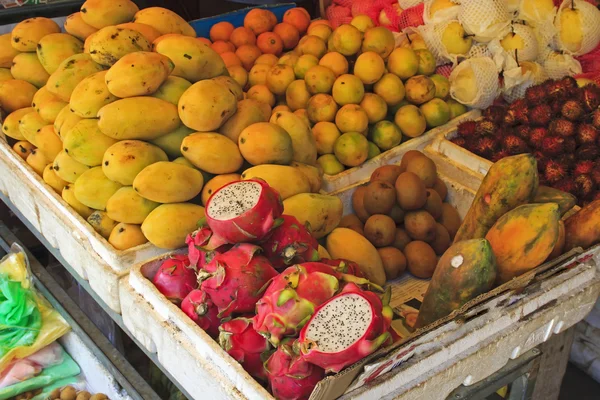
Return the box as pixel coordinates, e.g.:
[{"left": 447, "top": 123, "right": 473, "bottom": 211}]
[
  {"left": 0, "top": 79, "right": 37, "bottom": 112},
  {"left": 64, "top": 12, "right": 98, "bottom": 41},
  {"left": 284, "top": 193, "right": 343, "bottom": 239},
  {"left": 238, "top": 122, "right": 293, "bottom": 166},
  {"left": 35, "top": 125, "right": 62, "bottom": 161},
  {"left": 181, "top": 132, "right": 243, "bottom": 174},
  {"left": 0, "top": 34, "right": 20, "bottom": 68},
  {"left": 108, "top": 223, "right": 148, "bottom": 250},
  {"left": 290, "top": 161, "right": 323, "bottom": 192},
  {"left": 32, "top": 86, "right": 57, "bottom": 108},
  {"left": 10, "top": 53, "right": 49, "bottom": 87},
  {"left": 318, "top": 245, "right": 331, "bottom": 259},
  {"left": 133, "top": 161, "right": 204, "bottom": 203},
  {"left": 36, "top": 33, "right": 84, "bottom": 74},
  {"left": 241, "top": 164, "right": 311, "bottom": 200},
  {"left": 151, "top": 76, "right": 192, "bottom": 105},
  {"left": 0, "top": 68, "right": 12, "bottom": 81},
  {"left": 69, "top": 71, "right": 117, "bottom": 118},
  {"left": 74, "top": 166, "right": 123, "bottom": 210},
  {"left": 200, "top": 174, "right": 242, "bottom": 206},
  {"left": 212, "top": 76, "right": 244, "bottom": 101},
  {"left": 270, "top": 110, "right": 318, "bottom": 165},
  {"left": 18, "top": 111, "right": 46, "bottom": 146},
  {"left": 61, "top": 184, "right": 92, "bottom": 218},
  {"left": 13, "top": 141, "right": 35, "bottom": 160},
  {"left": 63, "top": 119, "right": 118, "bottom": 166},
  {"left": 133, "top": 7, "right": 196, "bottom": 37},
  {"left": 87, "top": 26, "right": 150, "bottom": 67},
  {"left": 97, "top": 97, "right": 180, "bottom": 140},
  {"left": 178, "top": 80, "right": 237, "bottom": 131},
  {"left": 43, "top": 164, "right": 68, "bottom": 194},
  {"left": 153, "top": 35, "right": 225, "bottom": 82},
  {"left": 37, "top": 100, "right": 68, "bottom": 124},
  {"left": 172, "top": 157, "right": 196, "bottom": 169},
  {"left": 106, "top": 186, "right": 159, "bottom": 224},
  {"left": 54, "top": 106, "right": 83, "bottom": 138},
  {"left": 117, "top": 22, "right": 162, "bottom": 43},
  {"left": 53, "top": 150, "right": 90, "bottom": 183},
  {"left": 46, "top": 53, "right": 105, "bottom": 102},
  {"left": 80, "top": 0, "right": 139, "bottom": 29},
  {"left": 219, "top": 99, "right": 271, "bottom": 143},
  {"left": 149, "top": 124, "right": 194, "bottom": 159},
  {"left": 87, "top": 210, "right": 118, "bottom": 239},
  {"left": 141, "top": 203, "right": 205, "bottom": 249},
  {"left": 2, "top": 107, "right": 34, "bottom": 140},
  {"left": 102, "top": 140, "right": 168, "bottom": 185},
  {"left": 26, "top": 149, "right": 50, "bottom": 176},
  {"left": 11, "top": 17, "right": 60, "bottom": 52},
  {"left": 105, "top": 51, "right": 173, "bottom": 97}
]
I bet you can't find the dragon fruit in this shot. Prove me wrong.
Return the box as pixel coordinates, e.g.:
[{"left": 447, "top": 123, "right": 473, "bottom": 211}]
[
  {"left": 186, "top": 226, "right": 232, "bottom": 269},
  {"left": 219, "top": 317, "right": 271, "bottom": 382},
  {"left": 253, "top": 262, "right": 378, "bottom": 346},
  {"left": 199, "top": 243, "right": 278, "bottom": 318},
  {"left": 181, "top": 289, "right": 220, "bottom": 338},
  {"left": 319, "top": 259, "right": 365, "bottom": 278},
  {"left": 152, "top": 255, "right": 197, "bottom": 305},
  {"left": 264, "top": 340, "right": 324, "bottom": 400},
  {"left": 297, "top": 283, "right": 393, "bottom": 373},
  {"left": 260, "top": 215, "right": 319, "bottom": 270},
  {"left": 204, "top": 179, "right": 283, "bottom": 247}
]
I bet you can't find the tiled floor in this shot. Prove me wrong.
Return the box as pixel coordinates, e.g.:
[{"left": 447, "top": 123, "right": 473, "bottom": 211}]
[{"left": 559, "top": 364, "right": 600, "bottom": 400}]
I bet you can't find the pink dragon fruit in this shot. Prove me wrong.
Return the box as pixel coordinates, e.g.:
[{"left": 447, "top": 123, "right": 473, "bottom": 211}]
[
  {"left": 181, "top": 289, "right": 220, "bottom": 338},
  {"left": 319, "top": 259, "right": 365, "bottom": 278},
  {"left": 253, "top": 262, "right": 380, "bottom": 346},
  {"left": 199, "top": 243, "right": 278, "bottom": 318},
  {"left": 204, "top": 179, "right": 283, "bottom": 247},
  {"left": 152, "top": 255, "right": 197, "bottom": 305},
  {"left": 219, "top": 317, "right": 271, "bottom": 382},
  {"left": 186, "top": 226, "right": 232, "bottom": 269},
  {"left": 264, "top": 340, "right": 324, "bottom": 400},
  {"left": 297, "top": 283, "right": 393, "bottom": 373},
  {"left": 260, "top": 215, "right": 319, "bottom": 270}
]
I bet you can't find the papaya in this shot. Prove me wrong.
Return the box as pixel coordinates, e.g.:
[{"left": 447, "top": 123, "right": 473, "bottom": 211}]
[
  {"left": 102, "top": 140, "right": 168, "bottom": 185},
  {"left": 532, "top": 185, "right": 577, "bottom": 217},
  {"left": 326, "top": 227, "right": 386, "bottom": 286},
  {"left": 87, "top": 26, "right": 150, "bottom": 67},
  {"left": 80, "top": 0, "right": 139, "bottom": 29},
  {"left": 105, "top": 51, "right": 174, "bottom": 97},
  {"left": 151, "top": 76, "right": 192, "bottom": 105},
  {"left": 270, "top": 110, "right": 318, "bottom": 165},
  {"left": 87, "top": 210, "right": 118, "bottom": 239},
  {"left": 181, "top": 132, "right": 243, "bottom": 174},
  {"left": 35, "top": 125, "right": 62, "bottom": 161},
  {"left": 0, "top": 79, "right": 37, "bottom": 113},
  {"left": 149, "top": 125, "right": 194, "bottom": 159},
  {"left": 53, "top": 150, "right": 90, "bottom": 183},
  {"left": 238, "top": 122, "right": 294, "bottom": 165},
  {"left": 2, "top": 107, "right": 34, "bottom": 140},
  {"left": 219, "top": 99, "right": 271, "bottom": 143},
  {"left": 178, "top": 80, "right": 237, "bottom": 131},
  {"left": 62, "top": 119, "right": 118, "bottom": 166},
  {"left": 64, "top": 12, "right": 98, "bottom": 41},
  {"left": 117, "top": 22, "right": 162, "bottom": 43},
  {"left": 74, "top": 166, "right": 123, "bottom": 210},
  {"left": 43, "top": 164, "right": 68, "bottom": 194},
  {"left": 10, "top": 53, "right": 50, "bottom": 88},
  {"left": 548, "top": 220, "right": 566, "bottom": 261},
  {"left": 415, "top": 239, "right": 496, "bottom": 328},
  {"left": 62, "top": 184, "right": 93, "bottom": 219},
  {"left": 108, "top": 223, "right": 148, "bottom": 250},
  {"left": 46, "top": 53, "right": 105, "bottom": 102},
  {"left": 36, "top": 33, "right": 84, "bottom": 74},
  {"left": 486, "top": 203, "right": 560, "bottom": 284},
  {"left": 69, "top": 71, "right": 117, "bottom": 118},
  {"left": 454, "top": 154, "right": 538, "bottom": 243},
  {"left": 132, "top": 161, "right": 204, "bottom": 203},
  {"left": 106, "top": 186, "right": 160, "bottom": 224},
  {"left": 564, "top": 199, "right": 600, "bottom": 251},
  {"left": 0, "top": 34, "right": 20, "bottom": 68},
  {"left": 141, "top": 203, "right": 206, "bottom": 249},
  {"left": 11, "top": 17, "right": 60, "bottom": 52},
  {"left": 242, "top": 164, "right": 311, "bottom": 200},
  {"left": 133, "top": 7, "right": 196, "bottom": 37}
]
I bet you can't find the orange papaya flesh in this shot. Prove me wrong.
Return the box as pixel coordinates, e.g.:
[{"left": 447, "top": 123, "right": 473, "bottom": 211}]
[
  {"left": 547, "top": 220, "right": 565, "bottom": 261},
  {"left": 415, "top": 238, "right": 497, "bottom": 329},
  {"left": 454, "top": 154, "right": 538, "bottom": 243},
  {"left": 533, "top": 185, "right": 576, "bottom": 217},
  {"left": 564, "top": 199, "right": 600, "bottom": 252},
  {"left": 486, "top": 203, "right": 560, "bottom": 285}
]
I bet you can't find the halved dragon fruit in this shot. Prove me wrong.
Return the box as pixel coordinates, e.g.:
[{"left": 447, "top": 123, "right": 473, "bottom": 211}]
[
  {"left": 264, "top": 340, "right": 324, "bottom": 400},
  {"left": 297, "top": 283, "right": 393, "bottom": 374},
  {"left": 199, "top": 243, "right": 278, "bottom": 318},
  {"left": 186, "top": 226, "right": 232, "bottom": 269},
  {"left": 320, "top": 259, "right": 365, "bottom": 278},
  {"left": 152, "top": 254, "right": 197, "bottom": 305},
  {"left": 181, "top": 289, "right": 220, "bottom": 338},
  {"left": 219, "top": 317, "right": 271, "bottom": 382},
  {"left": 205, "top": 179, "right": 283, "bottom": 246},
  {"left": 260, "top": 215, "right": 319, "bottom": 270}
]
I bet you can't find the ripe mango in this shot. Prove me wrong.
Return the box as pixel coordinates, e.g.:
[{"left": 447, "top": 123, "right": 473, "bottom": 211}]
[
  {"left": 108, "top": 223, "right": 148, "bottom": 250},
  {"left": 117, "top": 22, "right": 162, "bottom": 43},
  {"left": 62, "top": 183, "right": 93, "bottom": 218},
  {"left": 286, "top": 193, "right": 343, "bottom": 239},
  {"left": 87, "top": 26, "right": 150, "bottom": 66},
  {"left": 0, "top": 34, "right": 20, "bottom": 68},
  {"left": 219, "top": 99, "right": 271, "bottom": 143},
  {"left": 26, "top": 149, "right": 50, "bottom": 176},
  {"left": 133, "top": 161, "right": 204, "bottom": 203},
  {"left": 149, "top": 125, "right": 194, "bottom": 158},
  {"left": 35, "top": 125, "right": 62, "bottom": 161},
  {"left": 106, "top": 186, "right": 160, "bottom": 224},
  {"left": 212, "top": 76, "right": 244, "bottom": 101},
  {"left": 238, "top": 122, "right": 294, "bottom": 165},
  {"left": 97, "top": 97, "right": 180, "bottom": 140},
  {"left": 565, "top": 200, "right": 600, "bottom": 251},
  {"left": 63, "top": 119, "right": 118, "bottom": 166},
  {"left": 181, "top": 132, "right": 243, "bottom": 174},
  {"left": 178, "top": 80, "right": 237, "bottom": 131},
  {"left": 69, "top": 71, "right": 117, "bottom": 118},
  {"left": 13, "top": 141, "right": 35, "bottom": 160},
  {"left": 200, "top": 173, "right": 241, "bottom": 206},
  {"left": 270, "top": 110, "right": 318, "bottom": 165},
  {"left": 43, "top": 164, "right": 68, "bottom": 194},
  {"left": 87, "top": 210, "right": 118, "bottom": 239},
  {"left": 151, "top": 76, "right": 192, "bottom": 105},
  {"left": 290, "top": 161, "right": 322, "bottom": 192},
  {"left": 133, "top": 7, "right": 196, "bottom": 37},
  {"left": 2, "top": 107, "right": 34, "bottom": 140},
  {"left": 74, "top": 166, "right": 123, "bottom": 210},
  {"left": 326, "top": 227, "right": 386, "bottom": 285},
  {"left": 0, "top": 79, "right": 37, "bottom": 112},
  {"left": 105, "top": 51, "right": 174, "bottom": 97},
  {"left": 53, "top": 150, "right": 90, "bottom": 183},
  {"left": 54, "top": 106, "right": 83, "bottom": 138},
  {"left": 46, "top": 53, "right": 105, "bottom": 102},
  {"left": 242, "top": 164, "right": 310, "bottom": 200},
  {"left": 18, "top": 111, "right": 46, "bottom": 146},
  {"left": 36, "top": 33, "right": 84, "bottom": 74},
  {"left": 11, "top": 53, "right": 49, "bottom": 88},
  {"left": 32, "top": 86, "right": 58, "bottom": 109},
  {"left": 142, "top": 203, "right": 205, "bottom": 249},
  {"left": 102, "top": 140, "right": 168, "bottom": 185},
  {"left": 0, "top": 68, "right": 12, "bottom": 81},
  {"left": 80, "top": 0, "right": 139, "bottom": 29},
  {"left": 37, "top": 99, "right": 68, "bottom": 124},
  {"left": 64, "top": 12, "right": 98, "bottom": 41},
  {"left": 153, "top": 35, "right": 225, "bottom": 82},
  {"left": 532, "top": 185, "right": 577, "bottom": 217},
  {"left": 11, "top": 17, "right": 60, "bottom": 52}
]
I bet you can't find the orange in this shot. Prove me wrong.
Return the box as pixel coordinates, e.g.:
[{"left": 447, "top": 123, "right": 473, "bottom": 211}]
[
  {"left": 247, "top": 84, "right": 276, "bottom": 107},
  {"left": 210, "top": 21, "right": 235, "bottom": 42},
  {"left": 236, "top": 44, "right": 262, "bottom": 71},
  {"left": 244, "top": 8, "right": 277, "bottom": 35},
  {"left": 257, "top": 32, "right": 284, "bottom": 56},
  {"left": 197, "top": 37, "right": 212, "bottom": 46},
  {"left": 308, "top": 19, "right": 331, "bottom": 30},
  {"left": 273, "top": 22, "right": 300, "bottom": 50},
  {"left": 298, "top": 35, "right": 327, "bottom": 58},
  {"left": 230, "top": 26, "right": 256, "bottom": 48},
  {"left": 211, "top": 40, "right": 235, "bottom": 54},
  {"left": 220, "top": 51, "right": 242, "bottom": 68},
  {"left": 307, "top": 23, "right": 332, "bottom": 42},
  {"left": 283, "top": 8, "right": 311, "bottom": 34},
  {"left": 255, "top": 53, "right": 279, "bottom": 66}
]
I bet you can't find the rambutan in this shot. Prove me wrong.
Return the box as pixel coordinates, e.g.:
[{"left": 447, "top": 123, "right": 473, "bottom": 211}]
[
  {"left": 508, "top": 98, "right": 527, "bottom": 112},
  {"left": 591, "top": 167, "right": 600, "bottom": 186},
  {"left": 563, "top": 137, "right": 577, "bottom": 153},
  {"left": 451, "top": 137, "right": 467, "bottom": 148},
  {"left": 525, "top": 85, "right": 547, "bottom": 105},
  {"left": 541, "top": 135, "right": 565, "bottom": 157},
  {"left": 576, "top": 124, "right": 599, "bottom": 145},
  {"left": 579, "top": 84, "right": 600, "bottom": 112},
  {"left": 533, "top": 151, "right": 548, "bottom": 173},
  {"left": 557, "top": 153, "right": 576, "bottom": 171},
  {"left": 592, "top": 109, "right": 600, "bottom": 129},
  {"left": 529, "top": 104, "right": 552, "bottom": 126},
  {"left": 550, "top": 99, "right": 565, "bottom": 115},
  {"left": 575, "top": 174, "right": 595, "bottom": 199},
  {"left": 501, "top": 135, "right": 529, "bottom": 155},
  {"left": 574, "top": 160, "right": 595, "bottom": 176},
  {"left": 544, "top": 160, "right": 568, "bottom": 183},
  {"left": 554, "top": 178, "right": 577, "bottom": 196},
  {"left": 475, "top": 119, "right": 496, "bottom": 136},
  {"left": 529, "top": 127, "right": 548, "bottom": 149},
  {"left": 503, "top": 109, "right": 518, "bottom": 126},
  {"left": 546, "top": 80, "right": 568, "bottom": 101},
  {"left": 472, "top": 136, "right": 497, "bottom": 159},
  {"left": 491, "top": 150, "right": 509, "bottom": 163},
  {"left": 593, "top": 191, "right": 600, "bottom": 201},
  {"left": 482, "top": 106, "right": 506, "bottom": 125},
  {"left": 456, "top": 120, "right": 477, "bottom": 139},
  {"left": 549, "top": 119, "right": 576, "bottom": 137},
  {"left": 576, "top": 145, "right": 600, "bottom": 161},
  {"left": 559, "top": 76, "right": 578, "bottom": 90},
  {"left": 515, "top": 125, "right": 531, "bottom": 140},
  {"left": 561, "top": 100, "right": 585, "bottom": 121}
]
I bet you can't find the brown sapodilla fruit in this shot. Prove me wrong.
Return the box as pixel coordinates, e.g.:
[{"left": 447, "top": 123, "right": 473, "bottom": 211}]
[
  {"left": 395, "top": 172, "right": 427, "bottom": 210},
  {"left": 363, "top": 180, "right": 397, "bottom": 215}
]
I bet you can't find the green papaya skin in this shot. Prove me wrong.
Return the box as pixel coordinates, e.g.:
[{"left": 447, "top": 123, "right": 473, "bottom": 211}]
[{"left": 532, "top": 185, "right": 576, "bottom": 217}]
